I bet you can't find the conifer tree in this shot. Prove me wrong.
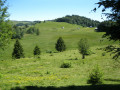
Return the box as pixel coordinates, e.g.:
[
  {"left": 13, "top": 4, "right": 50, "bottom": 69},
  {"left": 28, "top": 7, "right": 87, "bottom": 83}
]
[
  {"left": 55, "top": 37, "right": 66, "bottom": 52},
  {"left": 33, "top": 45, "right": 41, "bottom": 57},
  {"left": 12, "top": 39, "right": 24, "bottom": 59},
  {"left": 87, "top": 65, "right": 103, "bottom": 85}
]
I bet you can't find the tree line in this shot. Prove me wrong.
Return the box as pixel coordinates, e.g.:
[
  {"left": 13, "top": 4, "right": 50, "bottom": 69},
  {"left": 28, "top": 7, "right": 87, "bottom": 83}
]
[
  {"left": 11, "top": 25, "right": 40, "bottom": 39},
  {"left": 54, "top": 15, "right": 100, "bottom": 27},
  {"left": 12, "top": 37, "right": 90, "bottom": 60}
]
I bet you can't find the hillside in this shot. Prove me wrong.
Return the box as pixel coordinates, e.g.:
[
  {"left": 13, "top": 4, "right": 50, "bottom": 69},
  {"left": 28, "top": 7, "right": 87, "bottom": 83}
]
[
  {"left": 54, "top": 15, "right": 100, "bottom": 27},
  {"left": 0, "top": 22, "right": 116, "bottom": 60},
  {"left": 0, "top": 22, "right": 119, "bottom": 90}
]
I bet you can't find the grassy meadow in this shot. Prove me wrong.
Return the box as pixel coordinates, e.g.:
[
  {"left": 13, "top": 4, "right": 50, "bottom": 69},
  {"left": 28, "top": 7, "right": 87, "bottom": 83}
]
[{"left": 0, "top": 22, "right": 120, "bottom": 90}]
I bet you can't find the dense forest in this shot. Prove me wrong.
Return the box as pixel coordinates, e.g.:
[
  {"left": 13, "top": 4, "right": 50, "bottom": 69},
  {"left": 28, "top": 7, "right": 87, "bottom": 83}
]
[{"left": 54, "top": 15, "right": 100, "bottom": 27}]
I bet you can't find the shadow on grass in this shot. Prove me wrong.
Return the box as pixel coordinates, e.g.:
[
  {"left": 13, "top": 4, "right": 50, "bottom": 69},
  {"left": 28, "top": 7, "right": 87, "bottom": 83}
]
[{"left": 11, "top": 84, "right": 120, "bottom": 90}]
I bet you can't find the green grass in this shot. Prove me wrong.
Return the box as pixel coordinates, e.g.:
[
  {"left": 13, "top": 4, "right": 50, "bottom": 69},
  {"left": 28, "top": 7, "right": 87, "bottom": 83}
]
[
  {"left": 0, "top": 22, "right": 116, "bottom": 59},
  {"left": 0, "top": 22, "right": 120, "bottom": 90}
]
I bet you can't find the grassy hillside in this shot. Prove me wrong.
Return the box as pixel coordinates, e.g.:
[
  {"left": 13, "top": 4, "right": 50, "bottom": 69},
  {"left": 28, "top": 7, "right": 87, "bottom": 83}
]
[
  {"left": 0, "top": 22, "right": 120, "bottom": 90},
  {"left": 0, "top": 22, "right": 116, "bottom": 59}
]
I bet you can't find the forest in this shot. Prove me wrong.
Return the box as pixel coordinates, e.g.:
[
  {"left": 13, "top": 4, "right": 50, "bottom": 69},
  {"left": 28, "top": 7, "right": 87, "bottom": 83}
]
[{"left": 54, "top": 15, "right": 100, "bottom": 27}]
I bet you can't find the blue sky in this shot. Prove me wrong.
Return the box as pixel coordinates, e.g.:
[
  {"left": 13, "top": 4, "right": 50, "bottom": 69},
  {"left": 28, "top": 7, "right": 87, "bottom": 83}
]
[{"left": 7, "top": 0, "right": 105, "bottom": 21}]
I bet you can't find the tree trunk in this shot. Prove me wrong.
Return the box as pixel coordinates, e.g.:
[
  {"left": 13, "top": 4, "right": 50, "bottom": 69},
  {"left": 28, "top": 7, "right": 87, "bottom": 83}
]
[{"left": 82, "top": 54, "right": 85, "bottom": 59}]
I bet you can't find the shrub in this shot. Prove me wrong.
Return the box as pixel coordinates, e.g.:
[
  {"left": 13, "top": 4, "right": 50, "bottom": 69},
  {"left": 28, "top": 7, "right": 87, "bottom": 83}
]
[
  {"left": 33, "top": 45, "right": 41, "bottom": 58},
  {"left": 102, "top": 52, "right": 106, "bottom": 56},
  {"left": 87, "top": 65, "right": 104, "bottom": 85},
  {"left": 46, "top": 50, "right": 52, "bottom": 53},
  {"left": 61, "top": 62, "right": 71, "bottom": 68}
]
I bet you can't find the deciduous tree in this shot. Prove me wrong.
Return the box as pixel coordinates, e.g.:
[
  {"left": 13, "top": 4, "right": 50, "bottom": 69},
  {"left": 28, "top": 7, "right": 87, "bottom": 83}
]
[
  {"left": 0, "top": 0, "right": 13, "bottom": 49},
  {"left": 78, "top": 38, "right": 89, "bottom": 59}
]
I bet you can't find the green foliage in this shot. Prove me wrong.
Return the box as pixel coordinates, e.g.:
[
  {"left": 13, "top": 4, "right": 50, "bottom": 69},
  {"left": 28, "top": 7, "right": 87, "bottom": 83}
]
[
  {"left": 87, "top": 65, "right": 104, "bottom": 85},
  {"left": 46, "top": 50, "right": 52, "bottom": 53},
  {"left": 94, "top": 0, "right": 120, "bottom": 60},
  {"left": 33, "top": 45, "right": 41, "bottom": 57},
  {"left": 0, "top": 0, "right": 13, "bottom": 49},
  {"left": 104, "top": 45, "right": 120, "bottom": 60},
  {"left": 55, "top": 37, "right": 66, "bottom": 52},
  {"left": 78, "top": 38, "right": 90, "bottom": 59},
  {"left": 60, "top": 61, "right": 71, "bottom": 68},
  {"left": 96, "top": 21, "right": 115, "bottom": 32},
  {"left": 55, "top": 15, "right": 100, "bottom": 27},
  {"left": 94, "top": 0, "right": 120, "bottom": 23},
  {"left": 12, "top": 25, "right": 24, "bottom": 39},
  {"left": 26, "top": 27, "right": 35, "bottom": 34},
  {"left": 94, "top": 0, "right": 120, "bottom": 41},
  {"left": 26, "top": 27, "right": 39, "bottom": 35},
  {"left": 12, "top": 39, "right": 24, "bottom": 59}
]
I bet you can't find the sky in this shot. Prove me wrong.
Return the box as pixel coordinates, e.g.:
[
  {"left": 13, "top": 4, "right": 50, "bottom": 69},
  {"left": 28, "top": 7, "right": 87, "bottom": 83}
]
[{"left": 7, "top": 0, "right": 106, "bottom": 21}]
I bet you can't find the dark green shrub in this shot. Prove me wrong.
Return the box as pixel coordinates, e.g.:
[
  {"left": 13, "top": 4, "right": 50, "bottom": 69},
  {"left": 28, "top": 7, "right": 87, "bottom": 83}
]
[
  {"left": 55, "top": 37, "right": 66, "bottom": 52},
  {"left": 33, "top": 45, "right": 41, "bottom": 58},
  {"left": 61, "top": 62, "right": 71, "bottom": 68},
  {"left": 46, "top": 50, "right": 52, "bottom": 53},
  {"left": 12, "top": 39, "right": 24, "bottom": 59},
  {"left": 87, "top": 65, "right": 103, "bottom": 85},
  {"left": 102, "top": 52, "right": 106, "bottom": 56}
]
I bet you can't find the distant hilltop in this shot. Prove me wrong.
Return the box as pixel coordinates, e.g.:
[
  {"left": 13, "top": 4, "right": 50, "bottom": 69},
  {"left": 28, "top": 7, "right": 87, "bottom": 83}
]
[{"left": 54, "top": 15, "right": 100, "bottom": 27}]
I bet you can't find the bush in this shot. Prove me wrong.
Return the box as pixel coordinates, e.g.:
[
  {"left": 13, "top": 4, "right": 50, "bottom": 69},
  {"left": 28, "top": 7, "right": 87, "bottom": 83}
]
[
  {"left": 12, "top": 26, "right": 24, "bottom": 39},
  {"left": 33, "top": 45, "right": 41, "bottom": 58},
  {"left": 61, "top": 62, "right": 71, "bottom": 68},
  {"left": 46, "top": 50, "right": 52, "bottom": 53},
  {"left": 87, "top": 65, "right": 103, "bottom": 85},
  {"left": 102, "top": 52, "right": 106, "bottom": 56}
]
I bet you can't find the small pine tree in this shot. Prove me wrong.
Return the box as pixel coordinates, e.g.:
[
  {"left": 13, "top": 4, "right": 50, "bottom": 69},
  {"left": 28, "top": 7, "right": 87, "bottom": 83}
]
[
  {"left": 33, "top": 45, "right": 41, "bottom": 57},
  {"left": 12, "top": 39, "right": 24, "bottom": 59},
  {"left": 78, "top": 38, "right": 89, "bottom": 59},
  {"left": 87, "top": 65, "right": 103, "bottom": 85},
  {"left": 55, "top": 37, "right": 66, "bottom": 52}
]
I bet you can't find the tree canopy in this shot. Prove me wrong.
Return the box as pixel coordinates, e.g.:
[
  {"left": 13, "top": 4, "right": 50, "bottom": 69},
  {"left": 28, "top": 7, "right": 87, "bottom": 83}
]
[
  {"left": 94, "top": 0, "right": 120, "bottom": 60},
  {"left": 78, "top": 38, "right": 89, "bottom": 59},
  {"left": 0, "top": 0, "right": 13, "bottom": 49},
  {"left": 94, "top": 0, "right": 120, "bottom": 41}
]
